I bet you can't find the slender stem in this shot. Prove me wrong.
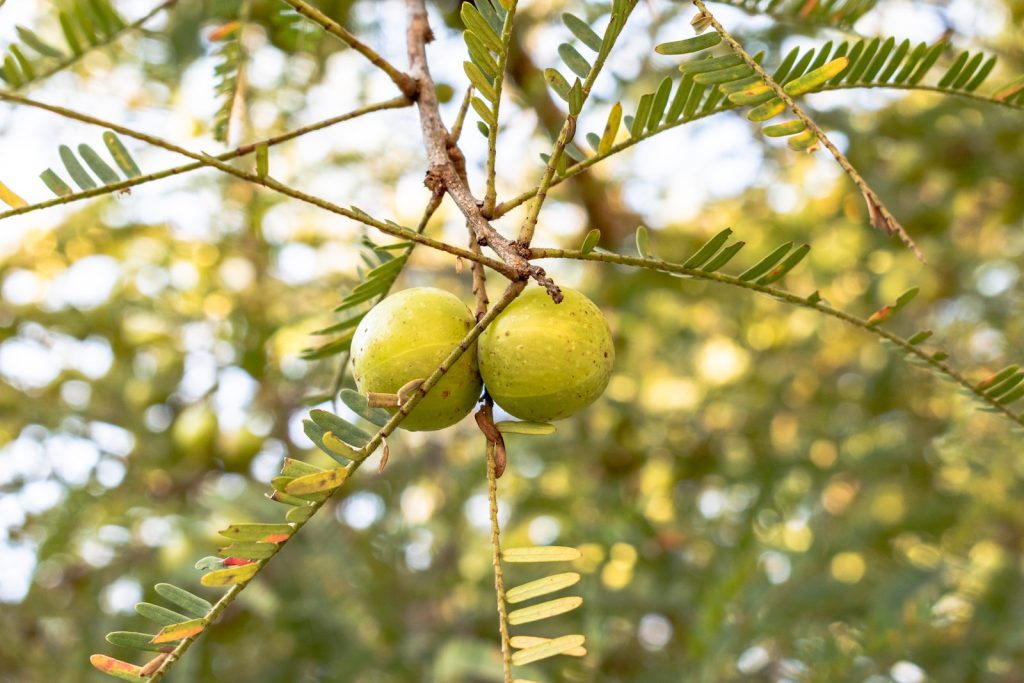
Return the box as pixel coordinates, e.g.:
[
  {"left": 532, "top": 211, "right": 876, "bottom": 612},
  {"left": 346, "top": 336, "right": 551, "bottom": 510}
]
[
  {"left": 15, "top": 0, "right": 178, "bottom": 91},
  {"left": 450, "top": 86, "right": 475, "bottom": 143},
  {"left": 0, "top": 96, "right": 412, "bottom": 221},
  {"left": 692, "top": 0, "right": 924, "bottom": 261},
  {"left": 0, "top": 90, "right": 514, "bottom": 276},
  {"left": 493, "top": 80, "right": 1023, "bottom": 218},
  {"left": 281, "top": 0, "right": 418, "bottom": 98},
  {"left": 404, "top": 0, "right": 562, "bottom": 300},
  {"left": 469, "top": 229, "right": 490, "bottom": 320},
  {"left": 516, "top": 1, "right": 637, "bottom": 246},
  {"left": 482, "top": 2, "right": 518, "bottom": 216},
  {"left": 486, "top": 439, "right": 514, "bottom": 683},
  {"left": 529, "top": 246, "right": 1024, "bottom": 428}
]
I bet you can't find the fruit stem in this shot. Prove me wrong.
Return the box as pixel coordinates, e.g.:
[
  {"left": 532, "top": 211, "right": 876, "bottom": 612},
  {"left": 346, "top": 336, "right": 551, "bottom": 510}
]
[{"left": 486, "top": 438, "right": 514, "bottom": 683}]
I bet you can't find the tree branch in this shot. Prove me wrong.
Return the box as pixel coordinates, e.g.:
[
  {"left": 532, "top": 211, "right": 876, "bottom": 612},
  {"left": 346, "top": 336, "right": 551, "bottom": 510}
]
[
  {"left": 529, "top": 246, "right": 1024, "bottom": 428},
  {"left": 0, "top": 90, "right": 514, "bottom": 276},
  {"left": 13, "top": 0, "right": 178, "bottom": 92},
  {"left": 485, "top": 437, "right": 513, "bottom": 682},
  {"left": 0, "top": 96, "right": 413, "bottom": 221},
  {"left": 692, "top": 0, "right": 926, "bottom": 261},
  {"left": 404, "top": 0, "right": 562, "bottom": 302},
  {"left": 146, "top": 279, "right": 526, "bottom": 680}
]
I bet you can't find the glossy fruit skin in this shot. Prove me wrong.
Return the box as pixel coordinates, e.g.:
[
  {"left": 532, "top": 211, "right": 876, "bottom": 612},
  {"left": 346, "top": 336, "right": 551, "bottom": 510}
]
[
  {"left": 351, "top": 287, "right": 482, "bottom": 431},
  {"left": 478, "top": 286, "right": 614, "bottom": 422}
]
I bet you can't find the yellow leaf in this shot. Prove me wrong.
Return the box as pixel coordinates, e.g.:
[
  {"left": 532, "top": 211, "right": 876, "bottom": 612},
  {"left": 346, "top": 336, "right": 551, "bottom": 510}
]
[
  {"left": 511, "top": 634, "right": 586, "bottom": 666},
  {"left": 507, "top": 596, "right": 583, "bottom": 625},
  {"left": 0, "top": 181, "right": 27, "bottom": 209},
  {"left": 502, "top": 546, "right": 581, "bottom": 563}
]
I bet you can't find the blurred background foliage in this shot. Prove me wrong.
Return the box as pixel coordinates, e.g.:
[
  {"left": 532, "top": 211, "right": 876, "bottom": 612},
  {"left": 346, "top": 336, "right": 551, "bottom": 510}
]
[{"left": 1, "top": 0, "right": 1024, "bottom": 681}]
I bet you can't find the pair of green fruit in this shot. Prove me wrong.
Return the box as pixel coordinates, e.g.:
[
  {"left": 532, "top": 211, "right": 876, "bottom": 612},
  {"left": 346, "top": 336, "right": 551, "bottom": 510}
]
[{"left": 351, "top": 286, "right": 615, "bottom": 431}]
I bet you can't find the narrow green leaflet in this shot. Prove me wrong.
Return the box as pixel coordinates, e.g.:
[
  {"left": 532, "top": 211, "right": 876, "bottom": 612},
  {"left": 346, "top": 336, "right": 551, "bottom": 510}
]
[
  {"left": 908, "top": 330, "right": 934, "bottom": 345},
  {"left": 59, "top": 145, "right": 97, "bottom": 190},
  {"left": 762, "top": 120, "right": 806, "bottom": 137},
  {"left": 309, "top": 409, "right": 371, "bottom": 447},
  {"left": 154, "top": 583, "right": 212, "bottom": 617},
  {"left": 285, "top": 466, "right": 350, "bottom": 495},
  {"left": 218, "top": 541, "right": 278, "bottom": 560},
  {"left": 463, "top": 61, "right": 496, "bottom": 101},
  {"left": 505, "top": 572, "right": 581, "bottom": 603},
  {"left": 78, "top": 144, "right": 120, "bottom": 184},
  {"left": 103, "top": 132, "right": 141, "bottom": 177},
  {"left": 558, "top": 43, "right": 591, "bottom": 79},
  {"left": 495, "top": 421, "right": 556, "bottom": 435},
  {"left": 738, "top": 243, "right": 792, "bottom": 281},
  {"left": 135, "top": 603, "right": 189, "bottom": 627},
  {"left": 756, "top": 244, "right": 810, "bottom": 284},
  {"left": 200, "top": 562, "right": 260, "bottom": 587},
  {"left": 544, "top": 67, "right": 571, "bottom": 101},
  {"left": 218, "top": 523, "right": 294, "bottom": 542},
  {"left": 684, "top": 228, "right": 733, "bottom": 268},
  {"left": 655, "top": 32, "right": 721, "bottom": 55},
  {"left": 150, "top": 618, "right": 206, "bottom": 644},
  {"left": 562, "top": 13, "right": 601, "bottom": 53},
  {"left": 701, "top": 241, "right": 745, "bottom": 272},
  {"left": 460, "top": 3, "right": 501, "bottom": 53},
  {"left": 784, "top": 57, "right": 849, "bottom": 96},
  {"left": 105, "top": 631, "right": 167, "bottom": 653},
  {"left": 510, "top": 635, "right": 587, "bottom": 657},
  {"left": 978, "top": 365, "right": 1020, "bottom": 391},
  {"left": 339, "top": 388, "right": 391, "bottom": 427},
  {"left": 581, "top": 229, "right": 601, "bottom": 254},
  {"left": 508, "top": 596, "right": 583, "bottom": 625},
  {"left": 16, "top": 26, "right": 63, "bottom": 58},
  {"left": 631, "top": 93, "right": 653, "bottom": 137},
  {"left": 503, "top": 546, "right": 582, "bottom": 563},
  {"left": 286, "top": 505, "right": 315, "bottom": 523},
  {"left": 511, "top": 634, "right": 586, "bottom": 666}
]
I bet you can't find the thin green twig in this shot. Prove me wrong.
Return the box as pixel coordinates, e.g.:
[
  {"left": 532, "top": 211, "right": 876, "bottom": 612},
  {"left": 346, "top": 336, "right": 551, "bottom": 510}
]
[
  {"left": 529, "top": 246, "right": 1024, "bottom": 428},
  {"left": 692, "top": 0, "right": 925, "bottom": 261},
  {"left": 492, "top": 79, "right": 1023, "bottom": 219},
  {"left": 517, "top": 0, "right": 639, "bottom": 245},
  {"left": 482, "top": 1, "right": 518, "bottom": 216},
  {"left": 486, "top": 439, "right": 514, "bottom": 683},
  {"left": 148, "top": 280, "right": 527, "bottom": 680},
  {"left": 0, "top": 90, "right": 514, "bottom": 277},
  {"left": 13, "top": 0, "right": 178, "bottom": 91},
  {"left": 0, "top": 96, "right": 412, "bottom": 221}
]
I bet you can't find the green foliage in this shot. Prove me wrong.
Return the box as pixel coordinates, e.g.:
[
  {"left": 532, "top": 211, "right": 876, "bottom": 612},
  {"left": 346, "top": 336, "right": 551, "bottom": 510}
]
[
  {"left": 3, "top": 1, "right": 1024, "bottom": 682},
  {"left": 33, "top": 134, "right": 142, "bottom": 199},
  {"left": 0, "top": 0, "right": 126, "bottom": 88}
]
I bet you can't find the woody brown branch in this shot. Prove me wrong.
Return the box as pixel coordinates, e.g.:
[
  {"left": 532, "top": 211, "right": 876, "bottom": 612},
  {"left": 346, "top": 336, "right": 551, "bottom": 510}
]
[{"left": 404, "top": 0, "right": 563, "bottom": 302}]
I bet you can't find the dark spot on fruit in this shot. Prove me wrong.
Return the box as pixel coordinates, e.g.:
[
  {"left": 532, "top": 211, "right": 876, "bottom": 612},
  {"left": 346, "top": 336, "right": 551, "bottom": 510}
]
[
  {"left": 603, "top": 352, "right": 608, "bottom": 358},
  {"left": 441, "top": 390, "right": 450, "bottom": 398}
]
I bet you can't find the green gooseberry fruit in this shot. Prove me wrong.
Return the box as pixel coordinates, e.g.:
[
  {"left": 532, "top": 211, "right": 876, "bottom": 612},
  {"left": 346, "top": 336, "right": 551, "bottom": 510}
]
[
  {"left": 478, "top": 286, "right": 614, "bottom": 422},
  {"left": 351, "top": 287, "right": 482, "bottom": 431}
]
